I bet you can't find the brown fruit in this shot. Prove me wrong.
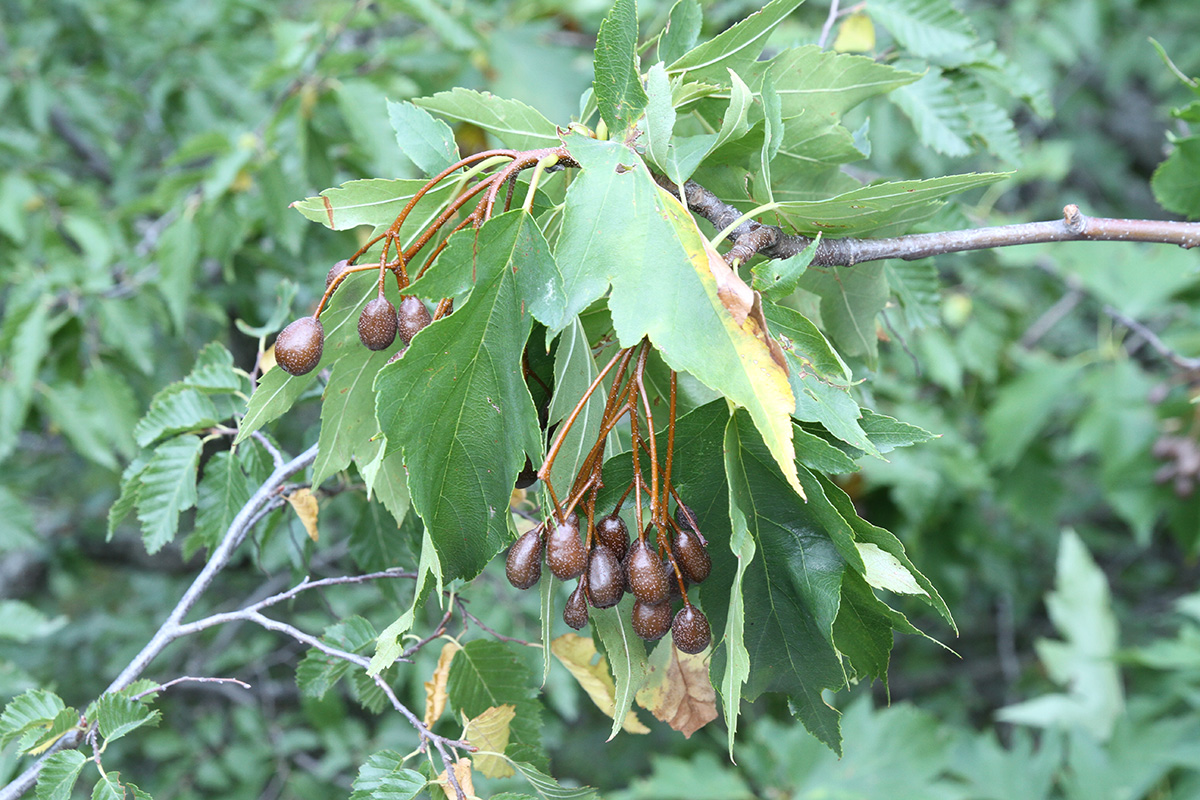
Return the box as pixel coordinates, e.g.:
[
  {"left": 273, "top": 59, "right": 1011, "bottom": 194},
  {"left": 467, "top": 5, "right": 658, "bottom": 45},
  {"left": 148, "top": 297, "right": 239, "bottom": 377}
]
[
  {"left": 505, "top": 529, "right": 543, "bottom": 590},
  {"left": 358, "top": 297, "right": 398, "bottom": 350},
  {"left": 545, "top": 513, "right": 586, "bottom": 580},
  {"left": 397, "top": 296, "right": 432, "bottom": 345},
  {"left": 595, "top": 514, "right": 629, "bottom": 562},
  {"left": 625, "top": 539, "right": 669, "bottom": 606},
  {"left": 671, "top": 605, "right": 711, "bottom": 654},
  {"left": 673, "top": 527, "right": 711, "bottom": 584},
  {"left": 586, "top": 544, "right": 624, "bottom": 609},
  {"left": 674, "top": 501, "right": 699, "bottom": 533},
  {"left": 631, "top": 599, "right": 672, "bottom": 641},
  {"left": 563, "top": 582, "right": 589, "bottom": 630},
  {"left": 326, "top": 259, "right": 351, "bottom": 289},
  {"left": 274, "top": 317, "right": 324, "bottom": 376}
]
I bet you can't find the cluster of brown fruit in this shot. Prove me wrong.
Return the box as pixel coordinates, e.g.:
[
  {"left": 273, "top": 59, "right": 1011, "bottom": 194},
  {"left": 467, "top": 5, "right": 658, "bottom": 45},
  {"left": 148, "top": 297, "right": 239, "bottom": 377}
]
[
  {"left": 506, "top": 501, "right": 713, "bottom": 654},
  {"left": 272, "top": 260, "right": 434, "bottom": 377}
]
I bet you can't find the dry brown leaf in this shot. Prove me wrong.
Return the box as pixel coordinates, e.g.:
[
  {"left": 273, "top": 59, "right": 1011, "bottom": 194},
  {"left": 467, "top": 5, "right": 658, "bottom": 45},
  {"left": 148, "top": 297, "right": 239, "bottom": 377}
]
[
  {"left": 551, "top": 633, "right": 650, "bottom": 734},
  {"left": 461, "top": 705, "right": 516, "bottom": 778},
  {"left": 285, "top": 488, "right": 319, "bottom": 541},
  {"left": 423, "top": 640, "right": 462, "bottom": 727},
  {"left": 436, "top": 758, "right": 479, "bottom": 800},
  {"left": 635, "top": 639, "right": 718, "bottom": 738}
]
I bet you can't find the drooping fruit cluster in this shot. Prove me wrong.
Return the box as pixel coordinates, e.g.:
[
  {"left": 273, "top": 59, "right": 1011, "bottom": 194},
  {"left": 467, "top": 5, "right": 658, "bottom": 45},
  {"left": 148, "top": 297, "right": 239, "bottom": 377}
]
[
  {"left": 505, "top": 344, "right": 713, "bottom": 655},
  {"left": 271, "top": 146, "right": 578, "bottom": 377}
]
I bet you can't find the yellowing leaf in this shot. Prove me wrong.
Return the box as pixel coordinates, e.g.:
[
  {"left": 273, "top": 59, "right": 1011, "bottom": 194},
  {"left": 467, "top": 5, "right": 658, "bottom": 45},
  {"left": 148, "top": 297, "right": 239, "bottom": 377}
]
[
  {"left": 424, "top": 640, "right": 462, "bottom": 727},
  {"left": 285, "top": 488, "right": 319, "bottom": 541},
  {"left": 461, "top": 705, "right": 516, "bottom": 778},
  {"left": 635, "top": 639, "right": 718, "bottom": 738},
  {"left": 551, "top": 633, "right": 650, "bottom": 734},
  {"left": 833, "top": 12, "right": 876, "bottom": 53},
  {"left": 856, "top": 542, "right": 927, "bottom": 595},
  {"left": 436, "top": 758, "right": 479, "bottom": 800}
]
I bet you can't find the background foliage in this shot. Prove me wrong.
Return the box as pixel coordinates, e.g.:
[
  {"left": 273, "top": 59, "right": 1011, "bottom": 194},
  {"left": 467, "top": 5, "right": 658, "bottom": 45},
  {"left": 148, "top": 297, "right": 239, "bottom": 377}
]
[{"left": 2, "top": 0, "right": 1200, "bottom": 797}]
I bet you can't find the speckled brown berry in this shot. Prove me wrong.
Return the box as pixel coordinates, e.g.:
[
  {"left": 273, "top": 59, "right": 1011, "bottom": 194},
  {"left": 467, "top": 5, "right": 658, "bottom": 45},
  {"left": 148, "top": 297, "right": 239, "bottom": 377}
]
[
  {"left": 397, "top": 296, "right": 432, "bottom": 345},
  {"left": 358, "top": 297, "right": 398, "bottom": 350},
  {"left": 586, "top": 544, "right": 623, "bottom": 609},
  {"left": 671, "top": 605, "right": 711, "bottom": 654},
  {"left": 326, "top": 259, "right": 351, "bottom": 289},
  {"left": 675, "top": 501, "right": 699, "bottom": 533},
  {"left": 563, "top": 581, "right": 589, "bottom": 630},
  {"left": 673, "top": 527, "right": 711, "bottom": 584},
  {"left": 595, "top": 514, "right": 629, "bottom": 562},
  {"left": 625, "top": 539, "right": 669, "bottom": 606},
  {"left": 274, "top": 317, "right": 324, "bottom": 376},
  {"left": 631, "top": 599, "right": 672, "bottom": 641},
  {"left": 546, "top": 513, "right": 585, "bottom": 580},
  {"left": 505, "top": 529, "right": 543, "bottom": 590}
]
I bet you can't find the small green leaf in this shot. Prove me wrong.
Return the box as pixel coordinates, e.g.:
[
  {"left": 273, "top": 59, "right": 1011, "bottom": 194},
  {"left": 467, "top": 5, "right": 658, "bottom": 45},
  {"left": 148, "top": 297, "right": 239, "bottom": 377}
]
[
  {"left": 752, "top": 234, "right": 821, "bottom": 298},
  {"left": 95, "top": 693, "right": 160, "bottom": 745},
  {"left": 107, "top": 453, "right": 149, "bottom": 540},
  {"left": 859, "top": 409, "right": 935, "bottom": 453},
  {"left": 667, "top": 0, "right": 803, "bottom": 81},
  {"left": 792, "top": 374, "right": 880, "bottom": 459},
  {"left": 35, "top": 750, "right": 87, "bottom": 800},
  {"left": 135, "top": 434, "right": 203, "bottom": 554},
  {"left": 291, "top": 178, "right": 456, "bottom": 231},
  {"left": 594, "top": 0, "right": 648, "bottom": 140},
  {"left": 311, "top": 345, "right": 395, "bottom": 487},
  {"left": 590, "top": 603, "right": 648, "bottom": 741},
  {"left": 297, "top": 617, "right": 377, "bottom": 700},
  {"left": 447, "top": 640, "right": 544, "bottom": 754},
  {"left": 870, "top": 0, "right": 977, "bottom": 59},
  {"left": 387, "top": 99, "right": 460, "bottom": 177},
  {"left": 1, "top": 689, "right": 67, "bottom": 748},
  {"left": 886, "top": 259, "right": 941, "bottom": 329},
  {"left": 414, "top": 88, "right": 560, "bottom": 151},
  {"left": 657, "top": 0, "right": 702, "bottom": 65},
  {"left": 91, "top": 773, "right": 125, "bottom": 800},
  {"left": 350, "top": 751, "right": 427, "bottom": 800},
  {"left": 508, "top": 760, "right": 598, "bottom": 800},
  {"left": 798, "top": 262, "right": 889, "bottom": 364},
  {"left": 133, "top": 388, "right": 221, "bottom": 448},
  {"left": 763, "top": 302, "right": 851, "bottom": 383},
  {"left": 189, "top": 450, "right": 253, "bottom": 556},
  {"left": 1152, "top": 135, "right": 1200, "bottom": 217}
]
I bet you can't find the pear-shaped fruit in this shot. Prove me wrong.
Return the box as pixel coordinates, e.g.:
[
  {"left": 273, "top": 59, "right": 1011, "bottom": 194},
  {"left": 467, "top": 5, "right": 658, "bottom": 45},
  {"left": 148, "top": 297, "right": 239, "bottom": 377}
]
[
  {"left": 358, "top": 297, "right": 398, "bottom": 350},
  {"left": 631, "top": 599, "right": 672, "bottom": 641},
  {"left": 595, "top": 514, "right": 629, "bottom": 562},
  {"left": 546, "top": 512, "right": 585, "bottom": 580},
  {"left": 563, "top": 582, "right": 589, "bottom": 630},
  {"left": 671, "top": 604, "right": 711, "bottom": 654},
  {"left": 586, "top": 544, "right": 624, "bottom": 608},
  {"left": 674, "top": 501, "right": 699, "bottom": 533},
  {"left": 274, "top": 317, "right": 324, "bottom": 376},
  {"left": 397, "top": 296, "right": 432, "bottom": 344},
  {"left": 624, "top": 539, "right": 669, "bottom": 606},
  {"left": 326, "top": 259, "right": 351, "bottom": 289},
  {"left": 673, "top": 527, "right": 711, "bottom": 583},
  {"left": 505, "top": 529, "right": 543, "bottom": 590}
]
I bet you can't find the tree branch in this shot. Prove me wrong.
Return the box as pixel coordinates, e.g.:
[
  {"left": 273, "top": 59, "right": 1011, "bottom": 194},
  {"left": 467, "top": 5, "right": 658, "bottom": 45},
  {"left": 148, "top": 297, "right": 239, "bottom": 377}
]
[{"left": 664, "top": 175, "right": 1200, "bottom": 266}]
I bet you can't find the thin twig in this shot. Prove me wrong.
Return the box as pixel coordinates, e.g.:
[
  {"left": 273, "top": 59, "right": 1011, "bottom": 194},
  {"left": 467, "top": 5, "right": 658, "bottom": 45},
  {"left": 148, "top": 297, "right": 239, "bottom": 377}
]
[
  {"left": 817, "top": 0, "right": 842, "bottom": 49},
  {"left": 129, "top": 676, "right": 253, "bottom": 702},
  {"left": 1103, "top": 304, "right": 1200, "bottom": 371}
]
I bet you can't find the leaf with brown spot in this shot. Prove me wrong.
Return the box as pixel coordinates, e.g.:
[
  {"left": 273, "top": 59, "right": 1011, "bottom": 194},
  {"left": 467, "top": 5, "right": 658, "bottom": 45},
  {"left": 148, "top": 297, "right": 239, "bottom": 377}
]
[
  {"left": 285, "top": 488, "right": 319, "bottom": 541},
  {"left": 424, "top": 640, "right": 462, "bottom": 727},
  {"left": 635, "top": 638, "right": 718, "bottom": 738},
  {"left": 461, "top": 704, "right": 516, "bottom": 778},
  {"left": 551, "top": 633, "right": 650, "bottom": 734}
]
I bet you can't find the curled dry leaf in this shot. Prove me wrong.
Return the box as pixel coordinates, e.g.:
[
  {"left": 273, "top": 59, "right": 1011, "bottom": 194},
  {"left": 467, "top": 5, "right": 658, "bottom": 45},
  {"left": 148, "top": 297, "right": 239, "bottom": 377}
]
[
  {"left": 284, "top": 488, "right": 319, "bottom": 541},
  {"left": 635, "top": 638, "right": 718, "bottom": 738},
  {"left": 551, "top": 633, "right": 650, "bottom": 734},
  {"left": 461, "top": 704, "right": 516, "bottom": 778},
  {"left": 423, "top": 640, "right": 462, "bottom": 727},
  {"left": 436, "top": 758, "right": 479, "bottom": 800}
]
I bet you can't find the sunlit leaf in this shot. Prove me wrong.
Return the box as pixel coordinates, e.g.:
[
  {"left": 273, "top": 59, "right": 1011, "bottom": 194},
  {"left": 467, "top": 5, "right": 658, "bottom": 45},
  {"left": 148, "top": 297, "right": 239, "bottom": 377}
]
[
  {"left": 463, "top": 704, "right": 517, "bottom": 778},
  {"left": 551, "top": 632, "right": 649, "bottom": 736}
]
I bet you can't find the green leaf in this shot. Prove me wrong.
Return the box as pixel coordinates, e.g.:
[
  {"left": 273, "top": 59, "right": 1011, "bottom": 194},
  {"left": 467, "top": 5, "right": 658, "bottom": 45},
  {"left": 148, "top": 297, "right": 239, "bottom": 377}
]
[
  {"left": 183, "top": 342, "right": 244, "bottom": 393},
  {"left": 771, "top": 173, "right": 1005, "bottom": 237},
  {"left": 752, "top": 234, "right": 820, "bottom": 298},
  {"left": 792, "top": 374, "right": 880, "bottom": 458},
  {"left": 446, "top": 640, "right": 543, "bottom": 754},
  {"left": 859, "top": 409, "right": 935, "bottom": 453},
  {"left": 798, "top": 262, "right": 889, "bottom": 364},
  {"left": 95, "top": 692, "right": 161, "bottom": 745},
  {"left": 311, "top": 345, "right": 395, "bottom": 487},
  {"left": 590, "top": 602, "right": 648, "bottom": 741},
  {"left": 870, "top": 0, "right": 977, "bottom": 59},
  {"left": 35, "top": 750, "right": 87, "bottom": 800},
  {"left": 720, "top": 440, "right": 756, "bottom": 760},
  {"left": 718, "top": 411, "right": 847, "bottom": 753},
  {"left": 368, "top": 525, "right": 441, "bottom": 675},
  {"left": 133, "top": 388, "right": 221, "bottom": 448},
  {"left": 997, "top": 530, "right": 1123, "bottom": 739},
  {"left": 387, "top": 99, "right": 459, "bottom": 177},
  {"left": 886, "top": 259, "right": 940, "bottom": 329},
  {"left": 1152, "top": 135, "right": 1200, "bottom": 217},
  {"left": 134, "top": 434, "right": 203, "bottom": 554},
  {"left": 546, "top": 318, "right": 612, "bottom": 499},
  {"left": 657, "top": 0, "right": 702, "bottom": 65},
  {"left": 762, "top": 302, "right": 850, "bottom": 383},
  {"left": 360, "top": 444, "right": 411, "bottom": 530},
  {"left": 414, "top": 88, "right": 560, "bottom": 151},
  {"left": 666, "top": 0, "right": 804, "bottom": 82},
  {"left": 891, "top": 71, "right": 972, "bottom": 158},
  {"left": 237, "top": 273, "right": 379, "bottom": 444},
  {"left": 190, "top": 450, "right": 253, "bottom": 556},
  {"left": 107, "top": 453, "right": 149, "bottom": 540},
  {"left": 296, "top": 616, "right": 377, "bottom": 700},
  {"left": 508, "top": 760, "right": 598, "bottom": 800},
  {"left": 1, "top": 689, "right": 67, "bottom": 748},
  {"left": 350, "top": 751, "right": 427, "bottom": 800},
  {"left": 833, "top": 571, "right": 898, "bottom": 683},
  {"left": 556, "top": 136, "right": 801, "bottom": 497},
  {"left": 594, "top": 0, "right": 648, "bottom": 140},
  {"left": 376, "top": 213, "right": 542, "bottom": 581},
  {"left": 291, "top": 178, "right": 456, "bottom": 231},
  {"left": 793, "top": 423, "right": 860, "bottom": 474}
]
